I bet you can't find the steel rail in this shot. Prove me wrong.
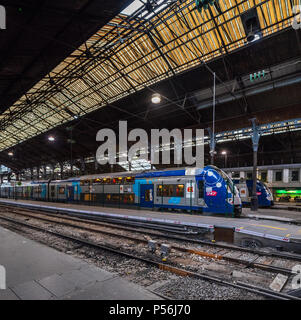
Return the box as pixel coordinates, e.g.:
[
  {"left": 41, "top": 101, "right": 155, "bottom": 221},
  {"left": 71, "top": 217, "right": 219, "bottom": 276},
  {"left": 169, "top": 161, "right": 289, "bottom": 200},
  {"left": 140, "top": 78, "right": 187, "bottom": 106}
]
[
  {"left": 1, "top": 202, "right": 301, "bottom": 263},
  {"left": 0, "top": 207, "right": 298, "bottom": 276},
  {"left": 0, "top": 214, "right": 298, "bottom": 301}
]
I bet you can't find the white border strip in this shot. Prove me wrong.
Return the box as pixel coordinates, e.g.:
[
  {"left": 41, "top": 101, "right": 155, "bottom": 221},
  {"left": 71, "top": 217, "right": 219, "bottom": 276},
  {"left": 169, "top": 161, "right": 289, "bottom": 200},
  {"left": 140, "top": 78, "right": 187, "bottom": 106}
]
[{"left": 235, "top": 228, "right": 290, "bottom": 243}]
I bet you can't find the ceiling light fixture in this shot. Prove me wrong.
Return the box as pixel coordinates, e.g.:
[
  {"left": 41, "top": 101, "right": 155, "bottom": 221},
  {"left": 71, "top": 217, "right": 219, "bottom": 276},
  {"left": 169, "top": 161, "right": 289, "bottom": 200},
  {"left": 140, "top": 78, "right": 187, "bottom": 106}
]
[{"left": 151, "top": 93, "right": 161, "bottom": 104}]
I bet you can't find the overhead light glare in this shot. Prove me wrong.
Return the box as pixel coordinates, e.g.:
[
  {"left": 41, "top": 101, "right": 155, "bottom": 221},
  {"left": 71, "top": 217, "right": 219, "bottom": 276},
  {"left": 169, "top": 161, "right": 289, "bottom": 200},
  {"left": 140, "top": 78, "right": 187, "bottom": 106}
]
[{"left": 151, "top": 93, "right": 161, "bottom": 104}]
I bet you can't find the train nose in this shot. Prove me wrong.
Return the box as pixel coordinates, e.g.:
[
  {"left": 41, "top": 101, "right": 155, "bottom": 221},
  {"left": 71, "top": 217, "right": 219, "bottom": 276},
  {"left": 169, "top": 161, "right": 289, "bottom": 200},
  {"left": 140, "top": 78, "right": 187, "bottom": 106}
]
[{"left": 204, "top": 169, "right": 222, "bottom": 186}]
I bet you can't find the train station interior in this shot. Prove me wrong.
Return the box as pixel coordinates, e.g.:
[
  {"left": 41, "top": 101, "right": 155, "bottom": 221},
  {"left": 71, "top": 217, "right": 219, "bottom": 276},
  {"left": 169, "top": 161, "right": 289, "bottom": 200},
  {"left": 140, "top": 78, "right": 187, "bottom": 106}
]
[{"left": 0, "top": 0, "right": 301, "bottom": 304}]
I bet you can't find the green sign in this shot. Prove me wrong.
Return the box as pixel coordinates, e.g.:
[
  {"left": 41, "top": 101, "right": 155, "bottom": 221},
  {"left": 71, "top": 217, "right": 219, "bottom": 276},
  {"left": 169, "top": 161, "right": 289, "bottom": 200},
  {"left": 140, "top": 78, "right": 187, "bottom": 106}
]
[
  {"left": 275, "top": 190, "right": 301, "bottom": 194},
  {"left": 250, "top": 70, "right": 266, "bottom": 82}
]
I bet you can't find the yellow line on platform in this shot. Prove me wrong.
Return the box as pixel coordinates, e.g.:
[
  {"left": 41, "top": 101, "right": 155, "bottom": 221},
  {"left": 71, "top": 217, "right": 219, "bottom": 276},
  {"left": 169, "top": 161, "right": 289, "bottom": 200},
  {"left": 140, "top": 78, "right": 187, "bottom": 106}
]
[{"left": 248, "top": 223, "right": 287, "bottom": 231}]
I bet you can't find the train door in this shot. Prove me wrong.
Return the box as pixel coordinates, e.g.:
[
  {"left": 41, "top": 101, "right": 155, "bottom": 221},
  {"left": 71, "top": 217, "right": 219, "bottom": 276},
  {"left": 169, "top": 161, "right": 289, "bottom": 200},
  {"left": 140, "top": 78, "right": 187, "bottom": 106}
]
[
  {"left": 67, "top": 186, "right": 74, "bottom": 202},
  {"left": 140, "top": 184, "right": 154, "bottom": 208}
]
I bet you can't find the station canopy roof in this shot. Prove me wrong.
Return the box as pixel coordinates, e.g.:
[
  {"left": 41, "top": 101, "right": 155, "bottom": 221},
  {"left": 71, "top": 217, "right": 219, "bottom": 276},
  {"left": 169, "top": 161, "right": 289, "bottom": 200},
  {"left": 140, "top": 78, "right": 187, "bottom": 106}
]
[{"left": 0, "top": 0, "right": 299, "bottom": 153}]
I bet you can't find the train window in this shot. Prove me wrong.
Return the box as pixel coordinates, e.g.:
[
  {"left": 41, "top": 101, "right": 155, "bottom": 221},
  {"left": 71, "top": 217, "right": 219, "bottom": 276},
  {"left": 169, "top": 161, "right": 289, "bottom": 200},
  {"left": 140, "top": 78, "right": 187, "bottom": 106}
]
[
  {"left": 275, "top": 171, "right": 283, "bottom": 182},
  {"left": 123, "top": 194, "right": 134, "bottom": 204},
  {"left": 247, "top": 172, "right": 252, "bottom": 179},
  {"left": 198, "top": 181, "right": 204, "bottom": 198},
  {"left": 93, "top": 178, "right": 102, "bottom": 184},
  {"left": 156, "top": 184, "right": 184, "bottom": 197},
  {"left": 59, "top": 187, "right": 65, "bottom": 194},
  {"left": 112, "top": 194, "right": 120, "bottom": 202},
  {"left": 157, "top": 185, "right": 163, "bottom": 197},
  {"left": 261, "top": 172, "right": 267, "bottom": 182},
  {"left": 125, "top": 177, "right": 135, "bottom": 184},
  {"left": 162, "top": 185, "right": 173, "bottom": 197},
  {"left": 51, "top": 185, "right": 55, "bottom": 191},
  {"left": 103, "top": 178, "right": 111, "bottom": 184},
  {"left": 34, "top": 186, "right": 41, "bottom": 193},
  {"left": 291, "top": 171, "right": 299, "bottom": 182},
  {"left": 175, "top": 184, "right": 184, "bottom": 197},
  {"left": 112, "top": 177, "right": 123, "bottom": 184},
  {"left": 80, "top": 180, "right": 90, "bottom": 186},
  {"left": 105, "top": 194, "right": 119, "bottom": 202}
]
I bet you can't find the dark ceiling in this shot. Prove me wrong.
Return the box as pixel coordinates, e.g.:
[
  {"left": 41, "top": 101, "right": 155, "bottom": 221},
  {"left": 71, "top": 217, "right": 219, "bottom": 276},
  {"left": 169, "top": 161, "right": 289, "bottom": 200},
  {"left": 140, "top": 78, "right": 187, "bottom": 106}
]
[
  {"left": 0, "top": 0, "right": 133, "bottom": 114},
  {"left": 1, "top": 5, "right": 301, "bottom": 172}
]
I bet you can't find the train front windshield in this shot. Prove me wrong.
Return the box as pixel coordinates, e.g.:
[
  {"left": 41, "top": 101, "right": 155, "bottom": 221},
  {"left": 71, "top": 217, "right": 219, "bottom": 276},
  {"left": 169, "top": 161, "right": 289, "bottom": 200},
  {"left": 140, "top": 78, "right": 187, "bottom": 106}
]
[
  {"left": 209, "top": 166, "right": 236, "bottom": 195},
  {"left": 262, "top": 182, "right": 273, "bottom": 197}
]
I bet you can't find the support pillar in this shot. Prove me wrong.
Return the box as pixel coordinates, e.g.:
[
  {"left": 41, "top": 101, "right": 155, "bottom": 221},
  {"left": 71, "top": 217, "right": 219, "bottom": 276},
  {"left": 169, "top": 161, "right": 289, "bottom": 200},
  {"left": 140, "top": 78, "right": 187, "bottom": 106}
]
[
  {"left": 49, "top": 164, "right": 54, "bottom": 179},
  {"left": 80, "top": 157, "right": 86, "bottom": 175},
  {"left": 283, "top": 169, "right": 289, "bottom": 183},
  {"left": 43, "top": 166, "right": 47, "bottom": 179},
  {"left": 207, "top": 127, "right": 216, "bottom": 165},
  {"left": 267, "top": 170, "right": 273, "bottom": 183},
  {"left": 70, "top": 160, "right": 74, "bottom": 177},
  {"left": 250, "top": 118, "right": 260, "bottom": 212}
]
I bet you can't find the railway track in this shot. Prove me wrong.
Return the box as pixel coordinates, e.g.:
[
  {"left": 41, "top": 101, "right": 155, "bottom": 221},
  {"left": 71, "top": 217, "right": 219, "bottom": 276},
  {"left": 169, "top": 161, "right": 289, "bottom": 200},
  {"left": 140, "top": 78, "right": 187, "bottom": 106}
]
[
  {"left": 0, "top": 204, "right": 300, "bottom": 300},
  {"left": 1, "top": 204, "right": 300, "bottom": 266},
  {"left": 0, "top": 213, "right": 298, "bottom": 300},
  {"left": 0, "top": 202, "right": 299, "bottom": 259}
]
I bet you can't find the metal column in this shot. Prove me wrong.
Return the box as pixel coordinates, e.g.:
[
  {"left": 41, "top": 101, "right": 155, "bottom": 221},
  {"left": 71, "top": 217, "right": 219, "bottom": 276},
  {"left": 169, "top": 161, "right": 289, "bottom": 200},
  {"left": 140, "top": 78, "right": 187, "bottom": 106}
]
[
  {"left": 250, "top": 118, "right": 260, "bottom": 211},
  {"left": 207, "top": 127, "right": 216, "bottom": 165}
]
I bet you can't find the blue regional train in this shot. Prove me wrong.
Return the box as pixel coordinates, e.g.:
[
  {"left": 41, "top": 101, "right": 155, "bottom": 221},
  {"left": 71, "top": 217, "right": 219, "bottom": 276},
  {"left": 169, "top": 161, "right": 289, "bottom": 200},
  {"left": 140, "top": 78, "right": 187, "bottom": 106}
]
[
  {"left": 233, "top": 179, "right": 274, "bottom": 207},
  {"left": 0, "top": 166, "right": 242, "bottom": 217}
]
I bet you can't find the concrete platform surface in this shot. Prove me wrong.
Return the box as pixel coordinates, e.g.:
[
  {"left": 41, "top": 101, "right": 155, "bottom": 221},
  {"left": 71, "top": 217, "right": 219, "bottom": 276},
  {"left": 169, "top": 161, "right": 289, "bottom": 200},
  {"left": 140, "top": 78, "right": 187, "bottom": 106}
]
[
  {"left": 244, "top": 207, "right": 301, "bottom": 222},
  {"left": 0, "top": 226, "right": 161, "bottom": 300},
  {"left": 1, "top": 199, "right": 301, "bottom": 243}
]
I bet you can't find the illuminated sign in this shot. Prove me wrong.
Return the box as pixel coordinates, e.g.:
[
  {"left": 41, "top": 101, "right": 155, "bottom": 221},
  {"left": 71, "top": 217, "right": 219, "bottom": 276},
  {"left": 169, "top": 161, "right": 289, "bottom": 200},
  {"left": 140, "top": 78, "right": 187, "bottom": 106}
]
[
  {"left": 275, "top": 190, "right": 301, "bottom": 194},
  {"left": 186, "top": 184, "right": 195, "bottom": 199}
]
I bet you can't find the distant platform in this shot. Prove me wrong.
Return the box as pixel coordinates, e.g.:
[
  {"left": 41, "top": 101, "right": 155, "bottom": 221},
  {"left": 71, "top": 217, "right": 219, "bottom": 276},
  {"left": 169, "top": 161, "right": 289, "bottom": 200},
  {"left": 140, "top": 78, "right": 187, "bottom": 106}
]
[
  {"left": 0, "top": 226, "right": 161, "bottom": 300},
  {"left": 244, "top": 207, "right": 301, "bottom": 223},
  {"left": 273, "top": 203, "right": 301, "bottom": 212}
]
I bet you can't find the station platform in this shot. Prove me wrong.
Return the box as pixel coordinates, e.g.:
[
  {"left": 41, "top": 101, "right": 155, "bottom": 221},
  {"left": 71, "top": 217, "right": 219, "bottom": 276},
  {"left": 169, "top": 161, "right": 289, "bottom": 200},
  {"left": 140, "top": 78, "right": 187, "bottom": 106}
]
[
  {"left": 0, "top": 199, "right": 301, "bottom": 253},
  {"left": 0, "top": 226, "right": 161, "bottom": 300},
  {"left": 244, "top": 207, "right": 301, "bottom": 223},
  {"left": 273, "top": 203, "right": 301, "bottom": 212}
]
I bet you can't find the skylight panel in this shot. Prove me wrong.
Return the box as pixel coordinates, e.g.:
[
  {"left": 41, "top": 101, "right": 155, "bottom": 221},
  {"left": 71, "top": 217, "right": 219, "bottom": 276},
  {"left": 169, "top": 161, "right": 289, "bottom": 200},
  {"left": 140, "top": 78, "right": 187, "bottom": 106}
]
[{"left": 121, "top": 0, "right": 144, "bottom": 16}]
